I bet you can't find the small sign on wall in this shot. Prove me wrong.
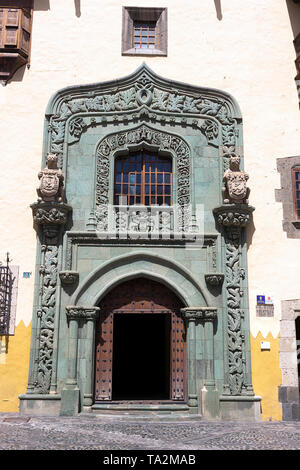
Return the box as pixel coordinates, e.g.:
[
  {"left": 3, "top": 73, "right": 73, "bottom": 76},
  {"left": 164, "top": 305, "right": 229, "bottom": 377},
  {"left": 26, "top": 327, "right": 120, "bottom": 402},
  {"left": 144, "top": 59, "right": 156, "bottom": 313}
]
[
  {"left": 256, "top": 294, "right": 274, "bottom": 317},
  {"left": 256, "top": 295, "right": 274, "bottom": 305},
  {"left": 257, "top": 295, "right": 265, "bottom": 305},
  {"left": 22, "top": 272, "right": 32, "bottom": 278}
]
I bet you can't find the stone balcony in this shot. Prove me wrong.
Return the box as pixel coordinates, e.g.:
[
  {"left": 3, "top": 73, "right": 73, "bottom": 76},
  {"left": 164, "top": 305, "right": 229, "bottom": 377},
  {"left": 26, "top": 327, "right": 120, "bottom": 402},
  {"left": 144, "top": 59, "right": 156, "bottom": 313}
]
[{"left": 87, "top": 205, "right": 202, "bottom": 240}]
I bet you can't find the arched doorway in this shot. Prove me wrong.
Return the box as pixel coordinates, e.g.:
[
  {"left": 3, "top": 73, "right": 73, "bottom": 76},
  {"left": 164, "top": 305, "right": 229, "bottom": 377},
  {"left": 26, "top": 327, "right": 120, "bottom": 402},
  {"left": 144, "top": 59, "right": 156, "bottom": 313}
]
[{"left": 94, "top": 278, "right": 186, "bottom": 402}]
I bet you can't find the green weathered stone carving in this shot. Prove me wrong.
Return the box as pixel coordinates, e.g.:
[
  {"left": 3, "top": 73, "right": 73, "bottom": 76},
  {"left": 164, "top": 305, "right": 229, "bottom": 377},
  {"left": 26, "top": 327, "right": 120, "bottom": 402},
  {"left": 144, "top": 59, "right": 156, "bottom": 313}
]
[
  {"left": 66, "top": 305, "right": 100, "bottom": 321},
  {"left": 46, "top": 64, "right": 240, "bottom": 164},
  {"left": 213, "top": 204, "right": 254, "bottom": 228},
  {"left": 95, "top": 124, "right": 191, "bottom": 232},
  {"left": 22, "top": 65, "right": 259, "bottom": 419},
  {"left": 205, "top": 273, "right": 224, "bottom": 286},
  {"left": 59, "top": 271, "right": 79, "bottom": 286},
  {"left": 214, "top": 204, "right": 254, "bottom": 396},
  {"left": 181, "top": 307, "right": 217, "bottom": 322}
]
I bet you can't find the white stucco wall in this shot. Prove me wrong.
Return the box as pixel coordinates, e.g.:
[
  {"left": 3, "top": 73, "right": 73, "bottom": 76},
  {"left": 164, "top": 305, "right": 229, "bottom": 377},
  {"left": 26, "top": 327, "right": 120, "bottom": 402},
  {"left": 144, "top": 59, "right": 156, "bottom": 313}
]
[{"left": 0, "top": 0, "right": 300, "bottom": 338}]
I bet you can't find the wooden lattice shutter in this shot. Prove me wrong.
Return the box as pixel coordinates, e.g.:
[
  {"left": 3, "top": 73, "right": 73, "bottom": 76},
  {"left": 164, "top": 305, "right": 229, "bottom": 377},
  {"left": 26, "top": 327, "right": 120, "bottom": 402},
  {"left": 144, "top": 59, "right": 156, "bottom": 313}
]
[{"left": 0, "top": 5, "right": 33, "bottom": 85}]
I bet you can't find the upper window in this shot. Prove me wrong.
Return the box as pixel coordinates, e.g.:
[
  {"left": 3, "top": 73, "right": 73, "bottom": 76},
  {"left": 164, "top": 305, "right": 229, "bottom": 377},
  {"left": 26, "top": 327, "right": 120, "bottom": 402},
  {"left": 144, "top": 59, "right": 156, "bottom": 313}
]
[
  {"left": 292, "top": 167, "right": 300, "bottom": 219},
  {"left": 276, "top": 156, "right": 300, "bottom": 238},
  {"left": 133, "top": 21, "right": 156, "bottom": 50},
  {"left": 114, "top": 152, "right": 172, "bottom": 206},
  {"left": 122, "top": 7, "right": 167, "bottom": 56}
]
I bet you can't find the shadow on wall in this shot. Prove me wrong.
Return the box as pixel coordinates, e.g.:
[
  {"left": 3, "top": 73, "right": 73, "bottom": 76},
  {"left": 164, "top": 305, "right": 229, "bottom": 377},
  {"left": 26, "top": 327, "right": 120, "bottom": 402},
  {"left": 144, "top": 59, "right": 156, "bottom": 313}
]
[
  {"left": 34, "top": 0, "right": 50, "bottom": 10},
  {"left": 34, "top": 0, "right": 81, "bottom": 16},
  {"left": 246, "top": 216, "right": 256, "bottom": 251},
  {"left": 214, "top": 0, "right": 223, "bottom": 21},
  {"left": 286, "top": 0, "right": 300, "bottom": 38}
]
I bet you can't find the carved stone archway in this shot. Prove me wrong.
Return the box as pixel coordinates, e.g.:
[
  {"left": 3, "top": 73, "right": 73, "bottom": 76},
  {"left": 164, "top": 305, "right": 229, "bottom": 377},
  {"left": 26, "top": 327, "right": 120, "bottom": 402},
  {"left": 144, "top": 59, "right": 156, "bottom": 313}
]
[
  {"left": 94, "top": 124, "right": 192, "bottom": 231},
  {"left": 20, "top": 65, "right": 260, "bottom": 421}
]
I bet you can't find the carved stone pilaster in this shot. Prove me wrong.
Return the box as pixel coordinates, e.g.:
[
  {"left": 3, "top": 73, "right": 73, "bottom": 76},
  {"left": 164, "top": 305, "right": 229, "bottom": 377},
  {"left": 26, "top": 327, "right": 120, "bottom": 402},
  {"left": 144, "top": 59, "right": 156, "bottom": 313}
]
[
  {"left": 60, "top": 305, "right": 100, "bottom": 415},
  {"left": 28, "top": 201, "right": 72, "bottom": 396},
  {"left": 214, "top": 204, "right": 254, "bottom": 397},
  {"left": 181, "top": 307, "right": 217, "bottom": 412}
]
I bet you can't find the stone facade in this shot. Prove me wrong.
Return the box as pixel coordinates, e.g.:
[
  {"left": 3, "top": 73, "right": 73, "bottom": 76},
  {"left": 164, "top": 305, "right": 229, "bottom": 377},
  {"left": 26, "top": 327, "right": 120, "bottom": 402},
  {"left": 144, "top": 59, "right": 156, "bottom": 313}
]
[
  {"left": 1, "top": 0, "right": 300, "bottom": 421},
  {"left": 17, "top": 65, "right": 260, "bottom": 420}
]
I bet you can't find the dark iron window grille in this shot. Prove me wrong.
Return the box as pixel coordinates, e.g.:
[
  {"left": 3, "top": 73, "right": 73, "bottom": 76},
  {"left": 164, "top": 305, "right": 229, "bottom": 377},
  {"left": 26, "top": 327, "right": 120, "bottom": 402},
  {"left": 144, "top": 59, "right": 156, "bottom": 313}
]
[
  {"left": 133, "top": 21, "right": 156, "bottom": 49},
  {"left": 114, "top": 151, "right": 172, "bottom": 206},
  {"left": 0, "top": 253, "right": 12, "bottom": 335}
]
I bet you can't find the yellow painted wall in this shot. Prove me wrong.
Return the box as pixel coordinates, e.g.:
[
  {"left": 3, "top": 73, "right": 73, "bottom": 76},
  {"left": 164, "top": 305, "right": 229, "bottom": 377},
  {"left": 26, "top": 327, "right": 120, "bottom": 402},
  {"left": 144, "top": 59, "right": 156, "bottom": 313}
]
[
  {"left": 251, "top": 332, "right": 282, "bottom": 421},
  {"left": 0, "top": 321, "right": 31, "bottom": 412}
]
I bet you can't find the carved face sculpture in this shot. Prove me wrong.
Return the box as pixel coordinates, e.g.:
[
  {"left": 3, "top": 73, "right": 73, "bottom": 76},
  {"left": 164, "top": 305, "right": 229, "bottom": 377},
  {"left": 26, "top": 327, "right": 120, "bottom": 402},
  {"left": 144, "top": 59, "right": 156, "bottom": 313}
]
[
  {"left": 46, "top": 153, "right": 59, "bottom": 169},
  {"left": 230, "top": 154, "right": 240, "bottom": 170}
]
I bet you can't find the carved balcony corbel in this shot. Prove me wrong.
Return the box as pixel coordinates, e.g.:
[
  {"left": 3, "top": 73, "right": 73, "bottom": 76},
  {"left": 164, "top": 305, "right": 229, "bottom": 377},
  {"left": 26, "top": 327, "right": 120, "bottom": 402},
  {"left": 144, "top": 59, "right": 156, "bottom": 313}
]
[
  {"left": 31, "top": 201, "right": 72, "bottom": 244},
  {"left": 213, "top": 204, "right": 255, "bottom": 229},
  {"left": 205, "top": 273, "right": 224, "bottom": 287},
  {"left": 59, "top": 271, "right": 79, "bottom": 287}
]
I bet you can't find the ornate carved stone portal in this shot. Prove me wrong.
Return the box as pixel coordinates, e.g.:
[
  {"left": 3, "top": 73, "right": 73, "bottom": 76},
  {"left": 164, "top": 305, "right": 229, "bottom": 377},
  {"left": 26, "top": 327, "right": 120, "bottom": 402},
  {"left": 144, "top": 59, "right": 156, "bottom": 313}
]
[{"left": 20, "top": 65, "right": 260, "bottom": 421}]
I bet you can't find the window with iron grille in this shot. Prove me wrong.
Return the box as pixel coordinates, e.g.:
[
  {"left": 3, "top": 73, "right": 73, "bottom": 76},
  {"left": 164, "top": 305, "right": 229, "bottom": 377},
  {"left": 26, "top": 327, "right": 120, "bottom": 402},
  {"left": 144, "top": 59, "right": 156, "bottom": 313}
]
[
  {"left": 122, "top": 7, "right": 167, "bottom": 56},
  {"left": 133, "top": 21, "right": 156, "bottom": 50},
  {"left": 114, "top": 152, "right": 172, "bottom": 206},
  {"left": 0, "top": 255, "right": 12, "bottom": 336},
  {"left": 276, "top": 156, "right": 300, "bottom": 238},
  {"left": 292, "top": 167, "right": 300, "bottom": 219}
]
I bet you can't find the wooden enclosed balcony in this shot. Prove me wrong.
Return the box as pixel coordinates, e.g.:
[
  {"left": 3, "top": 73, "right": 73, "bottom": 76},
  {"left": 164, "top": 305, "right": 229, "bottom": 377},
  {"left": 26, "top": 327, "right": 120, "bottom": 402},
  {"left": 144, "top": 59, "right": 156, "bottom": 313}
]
[{"left": 0, "top": 4, "right": 33, "bottom": 85}]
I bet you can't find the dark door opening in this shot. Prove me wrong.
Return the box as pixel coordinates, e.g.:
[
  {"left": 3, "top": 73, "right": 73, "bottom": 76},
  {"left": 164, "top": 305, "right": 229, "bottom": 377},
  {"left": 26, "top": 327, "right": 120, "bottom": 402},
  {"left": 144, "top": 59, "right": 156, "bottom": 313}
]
[
  {"left": 94, "top": 277, "right": 186, "bottom": 402},
  {"left": 296, "top": 316, "right": 300, "bottom": 394},
  {"left": 112, "top": 313, "right": 170, "bottom": 400}
]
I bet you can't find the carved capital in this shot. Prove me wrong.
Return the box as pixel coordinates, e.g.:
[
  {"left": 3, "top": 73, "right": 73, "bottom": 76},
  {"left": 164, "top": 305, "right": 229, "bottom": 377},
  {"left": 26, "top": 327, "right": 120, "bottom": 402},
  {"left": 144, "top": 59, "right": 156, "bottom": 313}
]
[
  {"left": 31, "top": 202, "right": 72, "bottom": 244},
  {"left": 31, "top": 201, "right": 72, "bottom": 226},
  {"left": 181, "top": 307, "right": 217, "bottom": 322},
  {"left": 213, "top": 204, "right": 254, "bottom": 228},
  {"left": 59, "top": 271, "right": 79, "bottom": 286},
  {"left": 66, "top": 305, "right": 100, "bottom": 322},
  {"left": 205, "top": 273, "right": 224, "bottom": 286}
]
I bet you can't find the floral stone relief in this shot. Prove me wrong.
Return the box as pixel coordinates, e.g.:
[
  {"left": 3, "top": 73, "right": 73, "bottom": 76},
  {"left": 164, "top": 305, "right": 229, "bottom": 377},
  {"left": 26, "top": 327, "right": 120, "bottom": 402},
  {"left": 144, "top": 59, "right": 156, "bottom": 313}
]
[{"left": 46, "top": 66, "right": 240, "bottom": 165}]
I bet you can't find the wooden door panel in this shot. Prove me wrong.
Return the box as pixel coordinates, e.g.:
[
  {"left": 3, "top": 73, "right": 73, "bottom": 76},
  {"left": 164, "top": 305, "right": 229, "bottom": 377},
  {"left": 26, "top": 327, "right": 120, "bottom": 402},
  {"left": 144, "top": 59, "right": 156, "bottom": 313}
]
[{"left": 94, "top": 278, "right": 186, "bottom": 402}]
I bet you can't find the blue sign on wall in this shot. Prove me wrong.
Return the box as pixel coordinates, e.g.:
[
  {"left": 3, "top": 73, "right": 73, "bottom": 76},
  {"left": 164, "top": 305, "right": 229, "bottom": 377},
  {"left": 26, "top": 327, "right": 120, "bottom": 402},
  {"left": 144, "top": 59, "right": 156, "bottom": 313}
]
[{"left": 256, "top": 295, "right": 265, "bottom": 305}]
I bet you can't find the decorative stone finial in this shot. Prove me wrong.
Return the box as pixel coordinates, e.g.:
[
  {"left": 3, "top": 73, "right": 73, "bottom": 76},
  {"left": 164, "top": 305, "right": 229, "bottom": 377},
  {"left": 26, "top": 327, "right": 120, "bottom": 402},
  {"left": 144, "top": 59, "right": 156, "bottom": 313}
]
[
  {"left": 37, "top": 153, "right": 64, "bottom": 203},
  {"left": 222, "top": 154, "right": 250, "bottom": 205}
]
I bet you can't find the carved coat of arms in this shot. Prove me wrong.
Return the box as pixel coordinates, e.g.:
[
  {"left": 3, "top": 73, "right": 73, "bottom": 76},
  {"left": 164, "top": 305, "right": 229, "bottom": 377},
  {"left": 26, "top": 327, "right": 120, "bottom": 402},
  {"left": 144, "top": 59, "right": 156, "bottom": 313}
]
[
  {"left": 37, "top": 154, "right": 64, "bottom": 202},
  {"left": 222, "top": 154, "right": 250, "bottom": 204}
]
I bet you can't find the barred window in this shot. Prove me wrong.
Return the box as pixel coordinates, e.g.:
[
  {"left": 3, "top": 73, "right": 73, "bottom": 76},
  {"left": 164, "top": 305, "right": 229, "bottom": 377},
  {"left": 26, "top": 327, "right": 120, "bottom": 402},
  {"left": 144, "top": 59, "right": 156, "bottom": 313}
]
[
  {"left": 133, "top": 21, "right": 156, "bottom": 49},
  {"left": 0, "top": 254, "right": 18, "bottom": 336},
  {"left": 292, "top": 167, "right": 300, "bottom": 219},
  {"left": 114, "top": 152, "right": 172, "bottom": 206},
  {"left": 122, "top": 7, "right": 167, "bottom": 56}
]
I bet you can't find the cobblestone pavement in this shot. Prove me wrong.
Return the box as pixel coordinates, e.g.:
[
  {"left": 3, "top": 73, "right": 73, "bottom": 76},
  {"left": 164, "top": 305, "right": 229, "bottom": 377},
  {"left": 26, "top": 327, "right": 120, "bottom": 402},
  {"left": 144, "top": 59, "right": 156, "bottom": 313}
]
[{"left": 0, "top": 412, "right": 300, "bottom": 451}]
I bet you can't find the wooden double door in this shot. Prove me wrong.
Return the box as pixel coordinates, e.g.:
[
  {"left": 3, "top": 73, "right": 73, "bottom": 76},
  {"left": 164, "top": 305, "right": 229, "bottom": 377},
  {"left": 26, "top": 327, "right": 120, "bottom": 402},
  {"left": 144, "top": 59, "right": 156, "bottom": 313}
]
[{"left": 94, "top": 278, "right": 186, "bottom": 402}]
